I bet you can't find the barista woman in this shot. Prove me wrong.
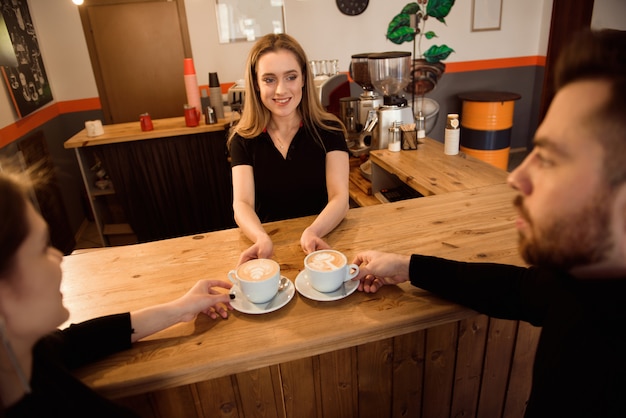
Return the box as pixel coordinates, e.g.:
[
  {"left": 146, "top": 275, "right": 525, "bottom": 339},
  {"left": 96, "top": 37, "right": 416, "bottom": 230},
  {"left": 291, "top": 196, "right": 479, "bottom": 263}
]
[
  {"left": 228, "top": 33, "right": 350, "bottom": 265},
  {"left": 0, "top": 168, "right": 234, "bottom": 416}
]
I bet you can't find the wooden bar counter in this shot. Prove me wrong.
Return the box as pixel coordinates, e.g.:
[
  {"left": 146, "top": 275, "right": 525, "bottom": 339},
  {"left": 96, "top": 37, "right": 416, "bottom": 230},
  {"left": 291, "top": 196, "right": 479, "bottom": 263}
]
[
  {"left": 62, "top": 183, "right": 539, "bottom": 417},
  {"left": 64, "top": 115, "right": 238, "bottom": 245},
  {"left": 64, "top": 115, "right": 236, "bottom": 148},
  {"left": 369, "top": 138, "right": 510, "bottom": 197}
]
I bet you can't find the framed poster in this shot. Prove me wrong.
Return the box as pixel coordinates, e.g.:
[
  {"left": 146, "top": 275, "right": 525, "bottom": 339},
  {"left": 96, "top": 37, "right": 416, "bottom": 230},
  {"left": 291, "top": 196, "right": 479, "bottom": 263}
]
[
  {"left": 0, "top": 0, "right": 53, "bottom": 118},
  {"left": 472, "top": 0, "right": 502, "bottom": 31},
  {"left": 215, "top": 0, "right": 285, "bottom": 43}
]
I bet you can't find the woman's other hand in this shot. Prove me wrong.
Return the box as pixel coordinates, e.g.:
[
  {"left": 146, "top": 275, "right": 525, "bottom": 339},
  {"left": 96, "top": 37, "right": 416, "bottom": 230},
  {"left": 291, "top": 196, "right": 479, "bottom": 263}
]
[{"left": 300, "top": 227, "right": 331, "bottom": 254}]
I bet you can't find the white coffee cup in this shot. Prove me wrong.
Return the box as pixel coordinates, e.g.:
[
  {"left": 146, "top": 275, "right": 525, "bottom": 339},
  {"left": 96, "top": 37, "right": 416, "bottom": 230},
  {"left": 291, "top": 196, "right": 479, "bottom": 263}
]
[
  {"left": 304, "top": 249, "right": 359, "bottom": 293},
  {"left": 228, "top": 259, "right": 280, "bottom": 304}
]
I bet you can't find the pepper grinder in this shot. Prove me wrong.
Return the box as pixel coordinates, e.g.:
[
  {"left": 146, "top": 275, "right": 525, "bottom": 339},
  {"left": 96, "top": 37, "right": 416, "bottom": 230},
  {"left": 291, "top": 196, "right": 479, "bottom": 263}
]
[{"left": 209, "top": 72, "right": 225, "bottom": 120}]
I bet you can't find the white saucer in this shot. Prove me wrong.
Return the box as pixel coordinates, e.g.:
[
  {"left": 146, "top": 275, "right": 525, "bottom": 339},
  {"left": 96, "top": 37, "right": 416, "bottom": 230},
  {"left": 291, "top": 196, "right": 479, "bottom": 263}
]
[
  {"left": 295, "top": 270, "right": 359, "bottom": 302},
  {"left": 229, "top": 276, "right": 295, "bottom": 314}
]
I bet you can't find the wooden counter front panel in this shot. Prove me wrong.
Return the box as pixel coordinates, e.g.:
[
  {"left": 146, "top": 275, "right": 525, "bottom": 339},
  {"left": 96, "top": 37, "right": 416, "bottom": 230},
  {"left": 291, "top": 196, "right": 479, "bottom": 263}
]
[{"left": 114, "top": 320, "right": 538, "bottom": 417}]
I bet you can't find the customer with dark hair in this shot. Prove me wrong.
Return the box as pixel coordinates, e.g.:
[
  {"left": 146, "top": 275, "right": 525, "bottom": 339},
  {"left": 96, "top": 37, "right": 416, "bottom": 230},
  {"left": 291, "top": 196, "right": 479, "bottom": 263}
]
[
  {"left": 0, "top": 168, "right": 234, "bottom": 416},
  {"left": 352, "top": 29, "right": 626, "bottom": 417},
  {"left": 228, "top": 33, "right": 350, "bottom": 265}
]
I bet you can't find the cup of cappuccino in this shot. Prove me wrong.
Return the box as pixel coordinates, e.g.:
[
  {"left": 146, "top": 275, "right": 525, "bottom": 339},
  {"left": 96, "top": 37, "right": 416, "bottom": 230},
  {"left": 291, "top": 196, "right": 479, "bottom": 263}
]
[
  {"left": 304, "top": 249, "right": 359, "bottom": 293},
  {"left": 228, "top": 259, "right": 280, "bottom": 304}
]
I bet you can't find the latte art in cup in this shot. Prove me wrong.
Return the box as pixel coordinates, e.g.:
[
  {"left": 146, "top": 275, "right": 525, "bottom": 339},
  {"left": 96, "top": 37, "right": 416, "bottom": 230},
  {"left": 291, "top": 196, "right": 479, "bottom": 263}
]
[
  {"left": 228, "top": 259, "right": 281, "bottom": 304},
  {"left": 237, "top": 258, "right": 279, "bottom": 281},
  {"left": 306, "top": 250, "right": 344, "bottom": 271},
  {"left": 304, "top": 250, "right": 359, "bottom": 293}
]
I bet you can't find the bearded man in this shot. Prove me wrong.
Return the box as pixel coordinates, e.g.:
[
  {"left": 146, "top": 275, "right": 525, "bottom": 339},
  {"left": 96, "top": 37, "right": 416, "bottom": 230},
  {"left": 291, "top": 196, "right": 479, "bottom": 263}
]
[{"left": 352, "top": 29, "right": 626, "bottom": 418}]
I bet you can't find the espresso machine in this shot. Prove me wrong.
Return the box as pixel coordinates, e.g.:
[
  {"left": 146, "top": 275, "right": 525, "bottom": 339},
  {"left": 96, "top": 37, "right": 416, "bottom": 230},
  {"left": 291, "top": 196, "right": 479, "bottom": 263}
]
[
  {"left": 364, "top": 51, "right": 414, "bottom": 151},
  {"left": 340, "top": 53, "right": 385, "bottom": 156}
]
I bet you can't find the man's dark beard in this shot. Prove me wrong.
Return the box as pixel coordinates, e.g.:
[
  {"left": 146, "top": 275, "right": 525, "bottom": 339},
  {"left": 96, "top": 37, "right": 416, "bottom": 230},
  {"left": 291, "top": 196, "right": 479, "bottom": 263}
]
[{"left": 513, "top": 192, "right": 614, "bottom": 270}]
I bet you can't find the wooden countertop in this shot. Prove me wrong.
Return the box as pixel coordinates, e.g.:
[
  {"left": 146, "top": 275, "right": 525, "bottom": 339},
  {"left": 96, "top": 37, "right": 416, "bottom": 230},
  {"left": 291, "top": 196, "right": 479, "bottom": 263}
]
[
  {"left": 64, "top": 114, "right": 237, "bottom": 149},
  {"left": 369, "top": 138, "right": 509, "bottom": 197},
  {"left": 61, "top": 182, "right": 524, "bottom": 398}
]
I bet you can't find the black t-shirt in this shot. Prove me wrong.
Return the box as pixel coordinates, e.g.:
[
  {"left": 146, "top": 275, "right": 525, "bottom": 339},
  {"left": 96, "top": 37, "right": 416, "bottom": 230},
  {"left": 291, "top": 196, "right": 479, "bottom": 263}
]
[
  {"left": 5, "top": 313, "right": 138, "bottom": 418},
  {"left": 408, "top": 255, "right": 626, "bottom": 418},
  {"left": 229, "top": 123, "right": 348, "bottom": 222}
]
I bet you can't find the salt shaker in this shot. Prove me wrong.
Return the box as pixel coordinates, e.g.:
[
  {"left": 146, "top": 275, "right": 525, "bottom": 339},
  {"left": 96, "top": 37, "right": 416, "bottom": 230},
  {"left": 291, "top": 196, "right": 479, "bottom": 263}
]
[
  {"left": 388, "top": 121, "right": 402, "bottom": 152},
  {"left": 416, "top": 111, "right": 425, "bottom": 140},
  {"left": 444, "top": 113, "right": 460, "bottom": 155}
]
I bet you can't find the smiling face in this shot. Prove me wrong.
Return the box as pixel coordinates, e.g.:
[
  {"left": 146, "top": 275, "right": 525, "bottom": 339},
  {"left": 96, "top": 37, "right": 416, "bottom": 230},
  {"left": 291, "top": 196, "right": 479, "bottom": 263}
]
[
  {"left": 256, "top": 49, "right": 304, "bottom": 121},
  {"left": 507, "top": 79, "right": 625, "bottom": 273},
  {"left": 0, "top": 200, "right": 68, "bottom": 343}
]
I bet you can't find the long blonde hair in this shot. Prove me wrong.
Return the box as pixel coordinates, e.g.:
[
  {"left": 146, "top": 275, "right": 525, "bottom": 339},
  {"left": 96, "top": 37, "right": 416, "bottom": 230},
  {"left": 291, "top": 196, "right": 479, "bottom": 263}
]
[{"left": 228, "top": 33, "right": 345, "bottom": 147}]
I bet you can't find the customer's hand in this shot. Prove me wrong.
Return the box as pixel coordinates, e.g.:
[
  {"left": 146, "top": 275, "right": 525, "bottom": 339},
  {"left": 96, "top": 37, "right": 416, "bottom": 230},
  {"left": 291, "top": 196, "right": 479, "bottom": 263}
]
[
  {"left": 130, "top": 279, "right": 234, "bottom": 342},
  {"left": 176, "top": 279, "right": 234, "bottom": 320},
  {"left": 238, "top": 236, "right": 274, "bottom": 265},
  {"left": 300, "top": 228, "right": 331, "bottom": 254},
  {"left": 352, "top": 251, "right": 411, "bottom": 293}
]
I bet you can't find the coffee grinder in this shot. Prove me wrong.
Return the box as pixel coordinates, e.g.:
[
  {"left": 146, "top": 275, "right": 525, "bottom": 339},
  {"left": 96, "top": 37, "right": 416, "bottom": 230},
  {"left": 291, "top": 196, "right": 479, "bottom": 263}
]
[
  {"left": 365, "top": 51, "right": 414, "bottom": 150},
  {"left": 349, "top": 53, "right": 384, "bottom": 131}
]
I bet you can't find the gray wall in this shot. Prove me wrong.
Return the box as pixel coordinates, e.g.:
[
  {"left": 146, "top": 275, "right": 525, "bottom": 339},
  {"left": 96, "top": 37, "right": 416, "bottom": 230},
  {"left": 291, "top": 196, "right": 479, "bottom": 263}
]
[{"left": 0, "top": 109, "right": 104, "bottom": 235}]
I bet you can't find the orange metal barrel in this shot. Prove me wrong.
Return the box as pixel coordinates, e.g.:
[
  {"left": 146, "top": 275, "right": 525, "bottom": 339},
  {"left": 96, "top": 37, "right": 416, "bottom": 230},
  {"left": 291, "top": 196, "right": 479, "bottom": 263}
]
[{"left": 458, "top": 91, "right": 521, "bottom": 170}]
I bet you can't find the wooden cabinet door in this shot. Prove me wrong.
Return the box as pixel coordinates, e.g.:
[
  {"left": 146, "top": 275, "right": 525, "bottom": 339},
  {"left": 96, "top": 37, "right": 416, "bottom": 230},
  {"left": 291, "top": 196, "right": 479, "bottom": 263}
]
[{"left": 78, "top": 0, "right": 192, "bottom": 124}]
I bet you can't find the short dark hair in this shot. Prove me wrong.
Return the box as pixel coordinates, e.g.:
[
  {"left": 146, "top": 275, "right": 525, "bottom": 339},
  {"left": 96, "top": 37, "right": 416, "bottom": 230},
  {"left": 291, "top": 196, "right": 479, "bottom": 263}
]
[
  {"left": 0, "top": 172, "right": 29, "bottom": 277},
  {"left": 555, "top": 29, "right": 626, "bottom": 187}
]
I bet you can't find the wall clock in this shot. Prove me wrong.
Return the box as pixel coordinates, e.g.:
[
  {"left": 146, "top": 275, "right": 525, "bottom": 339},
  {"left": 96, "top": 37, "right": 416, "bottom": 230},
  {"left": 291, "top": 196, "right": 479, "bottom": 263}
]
[{"left": 336, "top": 0, "right": 369, "bottom": 16}]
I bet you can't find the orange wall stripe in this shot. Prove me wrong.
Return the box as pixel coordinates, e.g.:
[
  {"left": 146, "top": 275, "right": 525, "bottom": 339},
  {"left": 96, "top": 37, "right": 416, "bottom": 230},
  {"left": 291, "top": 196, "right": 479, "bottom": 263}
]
[
  {"left": 56, "top": 97, "right": 102, "bottom": 113},
  {"left": 445, "top": 56, "right": 546, "bottom": 73},
  {"left": 0, "top": 103, "right": 59, "bottom": 148},
  {"left": 1, "top": 57, "right": 545, "bottom": 148},
  {"left": 0, "top": 98, "right": 102, "bottom": 148}
]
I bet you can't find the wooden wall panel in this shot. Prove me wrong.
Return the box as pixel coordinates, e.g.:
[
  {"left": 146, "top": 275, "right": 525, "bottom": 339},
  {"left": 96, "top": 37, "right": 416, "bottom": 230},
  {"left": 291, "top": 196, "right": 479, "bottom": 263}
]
[
  {"left": 451, "top": 315, "right": 489, "bottom": 417},
  {"left": 112, "top": 318, "right": 539, "bottom": 418},
  {"left": 150, "top": 385, "right": 203, "bottom": 417},
  {"left": 502, "top": 322, "right": 541, "bottom": 418},
  {"left": 235, "top": 367, "right": 281, "bottom": 418},
  {"left": 392, "top": 330, "right": 426, "bottom": 418},
  {"left": 422, "top": 322, "right": 458, "bottom": 418},
  {"left": 477, "top": 319, "right": 518, "bottom": 417},
  {"left": 195, "top": 375, "right": 241, "bottom": 418},
  {"left": 115, "top": 392, "right": 157, "bottom": 417},
  {"left": 280, "top": 358, "right": 319, "bottom": 418},
  {"left": 356, "top": 339, "right": 394, "bottom": 417},
  {"left": 318, "top": 348, "right": 358, "bottom": 418}
]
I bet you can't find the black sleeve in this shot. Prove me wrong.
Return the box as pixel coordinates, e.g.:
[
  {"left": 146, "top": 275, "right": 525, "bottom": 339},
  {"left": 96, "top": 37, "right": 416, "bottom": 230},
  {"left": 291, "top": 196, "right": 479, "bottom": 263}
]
[
  {"left": 408, "top": 254, "right": 561, "bottom": 325},
  {"left": 229, "top": 133, "right": 254, "bottom": 167},
  {"left": 39, "top": 313, "right": 134, "bottom": 370},
  {"left": 319, "top": 121, "right": 349, "bottom": 153}
]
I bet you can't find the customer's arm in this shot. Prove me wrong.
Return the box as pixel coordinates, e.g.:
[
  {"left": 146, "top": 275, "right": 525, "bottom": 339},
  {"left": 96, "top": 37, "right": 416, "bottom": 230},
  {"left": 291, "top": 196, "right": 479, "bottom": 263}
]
[
  {"left": 231, "top": 164, "right": 274, "bottom": 264},
  {"left": 300, "top": 150, "right": 350, "bottom": 253},
  {"left": 129, "top": 279, "right": 233, "bottom": 342}
]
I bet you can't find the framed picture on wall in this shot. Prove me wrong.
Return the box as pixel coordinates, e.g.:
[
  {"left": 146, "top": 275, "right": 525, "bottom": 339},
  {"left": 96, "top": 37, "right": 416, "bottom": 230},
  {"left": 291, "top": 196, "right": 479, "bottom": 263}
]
[
  {"left": 215, "top": 0, "right": 285, "bottom": 43},
  {"left": 472, "top": 0, "right": 503, "bottom": 31},
  {"left": 0, "top": 0, "right": 53, "bottom": 118}
]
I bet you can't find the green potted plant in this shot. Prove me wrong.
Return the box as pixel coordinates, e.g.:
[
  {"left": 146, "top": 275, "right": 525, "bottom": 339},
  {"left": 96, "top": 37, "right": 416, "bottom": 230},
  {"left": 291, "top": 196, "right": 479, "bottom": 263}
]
[{"left": 387, "top": 0, "right": 456, "bottom": 95}]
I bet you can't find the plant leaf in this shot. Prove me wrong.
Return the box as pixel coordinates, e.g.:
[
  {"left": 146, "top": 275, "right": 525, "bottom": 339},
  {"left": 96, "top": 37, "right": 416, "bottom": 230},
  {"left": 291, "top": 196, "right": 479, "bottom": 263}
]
[
  {"left": 401, "top": 2, "right": 419, "bottom": 15},
  {"left": 424, "top": 31, "right": 437, "bottom": 39},
  {"left": 424, "top": 44, "right": 454, "bottom": 63},
  {"left": 427, "top": 0, "right": 456, "bottom": 23},
  {"left": 387, "top": 25, "right": 417, "bottom": 45},
  {"left": 387, "top": 12, "right": 411, "bottom": 36}
]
